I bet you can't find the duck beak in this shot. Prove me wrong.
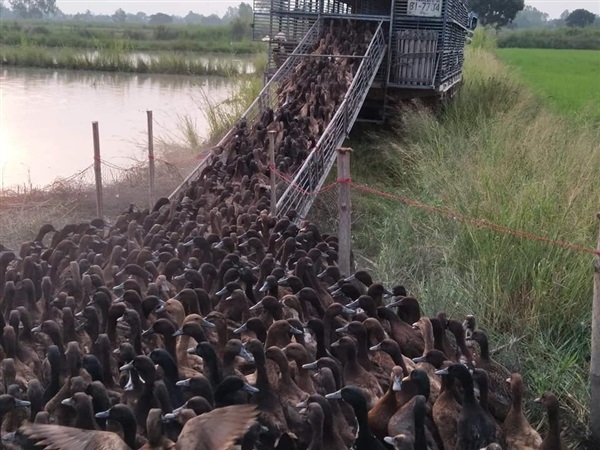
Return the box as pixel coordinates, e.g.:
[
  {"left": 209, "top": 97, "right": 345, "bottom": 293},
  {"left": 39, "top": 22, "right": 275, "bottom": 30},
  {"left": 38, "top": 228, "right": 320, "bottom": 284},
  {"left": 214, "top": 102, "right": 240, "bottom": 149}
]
[
  {"left": 249, "top": 300, "right": 264, "bottom": 311},
  {"left": 343, "top": 274, "right": 356, "bottom": 282},
  {"left": 346, "top": 299, "right": 360, "bottom": 310},
  {"left": 31, "top": 326, "right": 41, "bottom": 333},
  {"left": 233, "top": 323, "right": 248, "bottom": 334},
  {"left": 411, "top": 322, "right": 420, "bottom": 330},
  {"left": 215, "top": 287, "right": 228, "bottom": 297},
  {"left": 120, "top": 362, "right": 134, "bottom": 371},
  {"left": 113, "top": 283, "right": 125, "bottom": 292},
  {"left": 316, "top": 270, "right": 327, "bottom": 279},
  {"left": 335, "top": 324, "right": 349, "bottom": 334},
  {"left": 289, "top": 326, "right": 304, "bottom": 336},
  {"left": 141, "top": 328, "right": 154, "bottom": 337},
  {"left": 258, "top": 281, "right": 270, "bottom": 293},
  {"left": 392, "top": 376, "right": 402, "bottom": 392},
  {"left": 302, "top": 361, "right": 318, "bottom": 370},
  {"left": 176, "top": 379, "right": 191, "bottom": 388},
  {"left": 341, "top": 306, "right": 356, "bottom": 315},
  {"left": 113, "top": 295, "right": 124, "bottom": 303},
  {"left": 201, "top": 317, "right": 216, "bottom": 329},
  {"left": 533, "top": 397, "right": 542, "bottom": 403},
  {"left": 383, "top": 288, "right": 394, "bottom": 296},
  {"left": 435, "top": 368, "right": 449, "bottom": 376},
  {"left": 15, "top": 399, "right": 31, "bottom": 407},
  {"left": 296, "top": 400, "right": 307, "bottom": 409},
  {"left": 383, "top": 437, "right": 395, "bottom": 446},
  {"left": 277, "top": 277, "right": 289, "bottom": 286},
  {"left": 386, "top": 300, "right": 402, "bottom": 308},
  {"left": 116, "top": 315, "right": 125, "bottom": 323},
  {"left": 243, "top": 383, "right": 259, "bottom": 393},
  {"left": 61, "top": 397, "right": 74, "bottom": 407},
  {"left": 172, "top": 329, "right": 184, "bottom": 337},
  {"left": 162, "top": 412, "right": 178, "bottom": 422},
  {"left": 412, "top": 356, "right": 426, "bottom": 364},
  {"left": 325, "top": 389, "right": 342, "bottom": 400},
  {"left": 369, "top": 343, "right": 382, "bottom": 352},
  {"left": 186, "top": 347, "right": 197, "bottom": 355},
  {"left": 95, "top": 409, "right": 110, "bottom": 419},
  {"left": 330, "top": 340, "right": 340, "bottom": 348},
  {"left": 75, "top": 321, "right": 87, "bottom": 332},
  {"left": 239, "top": 346, "right": 254, "bottom": 362},
  {"left": 155, "top": 301, "right": 166, "bottom": 313},
  {"left": 75, "top": 311, "right": 84, "bottom": 318}
]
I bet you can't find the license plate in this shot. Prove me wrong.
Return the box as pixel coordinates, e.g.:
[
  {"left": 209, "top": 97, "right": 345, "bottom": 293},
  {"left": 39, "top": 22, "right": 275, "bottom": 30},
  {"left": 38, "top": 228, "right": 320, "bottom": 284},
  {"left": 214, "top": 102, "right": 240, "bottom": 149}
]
[{"left": 407, "top": 0, "right": 442, "bottom": 17}]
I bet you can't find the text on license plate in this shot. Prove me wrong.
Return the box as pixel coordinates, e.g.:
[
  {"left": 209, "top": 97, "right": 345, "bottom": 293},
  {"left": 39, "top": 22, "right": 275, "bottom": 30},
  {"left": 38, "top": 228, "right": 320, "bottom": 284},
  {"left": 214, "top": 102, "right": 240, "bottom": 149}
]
[{"left": 408, "top": 0, "right": 442, "bottom": 17}]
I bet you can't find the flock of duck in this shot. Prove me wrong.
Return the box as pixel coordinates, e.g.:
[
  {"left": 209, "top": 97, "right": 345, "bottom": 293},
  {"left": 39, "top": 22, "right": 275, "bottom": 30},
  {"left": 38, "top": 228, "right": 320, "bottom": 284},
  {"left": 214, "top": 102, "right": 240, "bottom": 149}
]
[{"left": 0, "top": 18, "right": 569, "bottom": 450}]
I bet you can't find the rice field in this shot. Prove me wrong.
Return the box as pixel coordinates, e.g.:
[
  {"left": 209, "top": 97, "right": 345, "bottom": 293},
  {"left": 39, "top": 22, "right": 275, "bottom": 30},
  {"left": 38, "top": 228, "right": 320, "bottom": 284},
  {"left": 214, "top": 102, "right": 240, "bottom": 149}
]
[{"left": 497, "top": 48, "right": 600, "bottom": 121}]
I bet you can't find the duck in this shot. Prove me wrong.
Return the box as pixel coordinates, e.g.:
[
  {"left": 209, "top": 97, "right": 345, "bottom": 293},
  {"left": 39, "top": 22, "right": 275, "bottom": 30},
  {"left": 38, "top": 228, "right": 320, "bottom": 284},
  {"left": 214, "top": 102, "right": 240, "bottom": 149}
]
[
  {"left": 435, "top": 363, "right": 497, "bottom": 449},
  {"left": 325, "top": 386, "right": 387, "bottom": 450},
  {"left": 503, "top": 373, "right": 542, "bottom": 450},
  {"left": 466, "top": 330, "right": 511, "bottom": 421},
  {"left": 368, "top": 365, "right": 404, "bottom": 439},
  {"left": 535, "top": 392, "right": 567, "bottom": 450},
  {"left": 331, "top": 336, "right": 383, "bottom": 409}
]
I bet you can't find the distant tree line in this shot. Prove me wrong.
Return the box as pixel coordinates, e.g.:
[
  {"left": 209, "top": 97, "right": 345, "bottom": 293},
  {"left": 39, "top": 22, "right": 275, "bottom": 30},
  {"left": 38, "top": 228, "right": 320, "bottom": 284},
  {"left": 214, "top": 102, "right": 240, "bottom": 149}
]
[{"left": 0, "top": 0, "right": 254, "bottom": 28}]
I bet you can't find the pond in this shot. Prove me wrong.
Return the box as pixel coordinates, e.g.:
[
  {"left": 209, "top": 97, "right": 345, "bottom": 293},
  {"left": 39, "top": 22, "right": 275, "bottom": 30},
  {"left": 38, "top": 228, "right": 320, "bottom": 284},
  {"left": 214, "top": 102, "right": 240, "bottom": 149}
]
[{"left": 0, "top": 67, "right": 242, "bottom": 189}]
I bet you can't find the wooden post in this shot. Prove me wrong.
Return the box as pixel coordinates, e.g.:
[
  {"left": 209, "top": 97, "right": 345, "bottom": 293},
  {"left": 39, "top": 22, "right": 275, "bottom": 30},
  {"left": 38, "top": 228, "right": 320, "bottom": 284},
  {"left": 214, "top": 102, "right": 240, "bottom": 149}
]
[
  {"left": 92, "top": 122, "right": 103, "bottom": 219},
  {"left": 147, "top": 111, "right": 155, "bottom": 208},
  {"left": 337, "top": 147, "right": 352, "bottom": 277},
  {"left": 591, "top": 212, "right": 600, "bottom": 442},
  {"left": 268, "top": 130, "right": 277, "bottom": 216}
]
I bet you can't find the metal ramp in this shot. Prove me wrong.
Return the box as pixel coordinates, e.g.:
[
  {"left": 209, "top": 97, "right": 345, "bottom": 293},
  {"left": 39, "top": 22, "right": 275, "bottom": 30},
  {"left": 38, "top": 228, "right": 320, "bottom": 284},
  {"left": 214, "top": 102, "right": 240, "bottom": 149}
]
[
  {"left": 276, "top": 20, "right": 387, "bottom": 219},
  {"left": 169, "top": 19, "right": 387, "bottom": 223}
]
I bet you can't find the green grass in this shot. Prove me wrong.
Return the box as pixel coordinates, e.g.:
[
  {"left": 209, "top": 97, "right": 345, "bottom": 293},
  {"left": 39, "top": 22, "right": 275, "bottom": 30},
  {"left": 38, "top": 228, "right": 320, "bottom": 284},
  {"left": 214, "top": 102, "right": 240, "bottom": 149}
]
[
  {"left": 497, "top": 48, "right": 600, "bottom": 121},
  {"left": 0, "top": 20, "right": 265, "bottom": 54},
  {"left": 346, "top": 48, "right": 599, "bottom": 446},
  {"left": 0, "top": 44, "right": 264, "bottom": 76}
]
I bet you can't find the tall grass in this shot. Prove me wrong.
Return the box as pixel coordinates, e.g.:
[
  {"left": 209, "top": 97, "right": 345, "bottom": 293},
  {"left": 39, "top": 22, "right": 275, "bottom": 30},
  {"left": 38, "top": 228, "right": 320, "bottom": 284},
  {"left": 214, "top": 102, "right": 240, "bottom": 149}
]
[
  {"left": 0, "top": 44, "right": 262, "bottom": 76},
  {"left": 498, "top": 26, "right": 600, "bottom": 50},
  {"left": 349, "top": 48, "right": 599, "bottom": 446},
  {"left": 199, "top": 76, "right": 264, "bottom": 142}
]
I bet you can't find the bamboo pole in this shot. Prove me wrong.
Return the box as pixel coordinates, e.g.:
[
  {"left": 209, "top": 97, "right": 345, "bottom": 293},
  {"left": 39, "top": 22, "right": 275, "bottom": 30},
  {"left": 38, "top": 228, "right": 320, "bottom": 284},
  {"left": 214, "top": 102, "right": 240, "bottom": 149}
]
[
  {"left": 591, "top": 212, "right": 600, "bottom": 442},
  {"left": 92, "top": 122, "right": 103, "bottom": 219},
  {"left": 147, "top": 111, "right": 155, "bottom": 208},
  {"left": 269, "top": 130, "right": 277, "bottom": 216},
  {"left": 337, "top": 147, "right": 352, "bottom": 277}
]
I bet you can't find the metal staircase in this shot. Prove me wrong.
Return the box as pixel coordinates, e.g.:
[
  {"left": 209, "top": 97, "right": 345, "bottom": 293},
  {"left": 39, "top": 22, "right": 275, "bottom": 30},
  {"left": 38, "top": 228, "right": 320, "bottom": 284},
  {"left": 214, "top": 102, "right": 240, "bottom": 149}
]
[{"left": 170, "top": 19, "right": 388, "bottom": 223}]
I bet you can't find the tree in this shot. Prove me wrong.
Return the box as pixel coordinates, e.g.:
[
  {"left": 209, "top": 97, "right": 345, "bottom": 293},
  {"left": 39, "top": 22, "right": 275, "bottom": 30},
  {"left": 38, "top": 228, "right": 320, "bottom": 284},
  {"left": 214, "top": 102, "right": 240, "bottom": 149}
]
[
  {"left": 149, "top": 12, "right": 172, "bottom": 25},
  {"left": 184, "top": 11, "right": 203, "bottom": 24},
  {"left": 469, "top": 0, "right": 525, "bottom": 28},
  {"left": 238, "top": 2, "right": 253, "bottom": 22},
  {"left": 511, "top": 5, "right": 548, "bottom": 29},
  {"left": 566, "top": 9, "right": 596, "bottom": 27},
  {"left": 112, "top": 7, "right": 126, "bottom": 23},
  {"left": 9, "top": 0, "right": 57, "bottom": 18}
]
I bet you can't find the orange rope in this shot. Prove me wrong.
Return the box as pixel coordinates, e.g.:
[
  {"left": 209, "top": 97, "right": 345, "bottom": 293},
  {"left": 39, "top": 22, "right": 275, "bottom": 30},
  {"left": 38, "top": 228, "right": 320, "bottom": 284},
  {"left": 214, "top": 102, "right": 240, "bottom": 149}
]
[{"left": 269, "top": 164, "right": 599, "bottom": 256}]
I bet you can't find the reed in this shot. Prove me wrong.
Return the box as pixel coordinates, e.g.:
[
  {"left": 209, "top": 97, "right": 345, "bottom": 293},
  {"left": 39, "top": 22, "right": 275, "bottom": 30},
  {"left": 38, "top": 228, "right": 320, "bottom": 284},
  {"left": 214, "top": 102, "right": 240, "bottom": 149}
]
[
  {"left": 348, "top": 47, "right": 599, "bottom": 446},
  {"left": 0, "top": 43, "right": 261, "bottom": 76}
]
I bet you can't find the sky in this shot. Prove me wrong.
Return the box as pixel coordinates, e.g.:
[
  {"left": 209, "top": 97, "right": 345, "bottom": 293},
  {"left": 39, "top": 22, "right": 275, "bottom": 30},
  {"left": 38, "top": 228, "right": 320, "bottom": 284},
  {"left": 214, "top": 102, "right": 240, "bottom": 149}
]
[{"left": 55, "top": 1, "right": 600, "bottom": 18}]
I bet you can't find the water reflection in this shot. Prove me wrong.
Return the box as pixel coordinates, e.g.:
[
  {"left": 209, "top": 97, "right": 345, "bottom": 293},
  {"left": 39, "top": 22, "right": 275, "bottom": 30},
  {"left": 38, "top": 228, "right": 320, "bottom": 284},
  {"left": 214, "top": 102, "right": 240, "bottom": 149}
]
[{"left": 0, "top": 67, "right": 237, "bottom": 189}]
